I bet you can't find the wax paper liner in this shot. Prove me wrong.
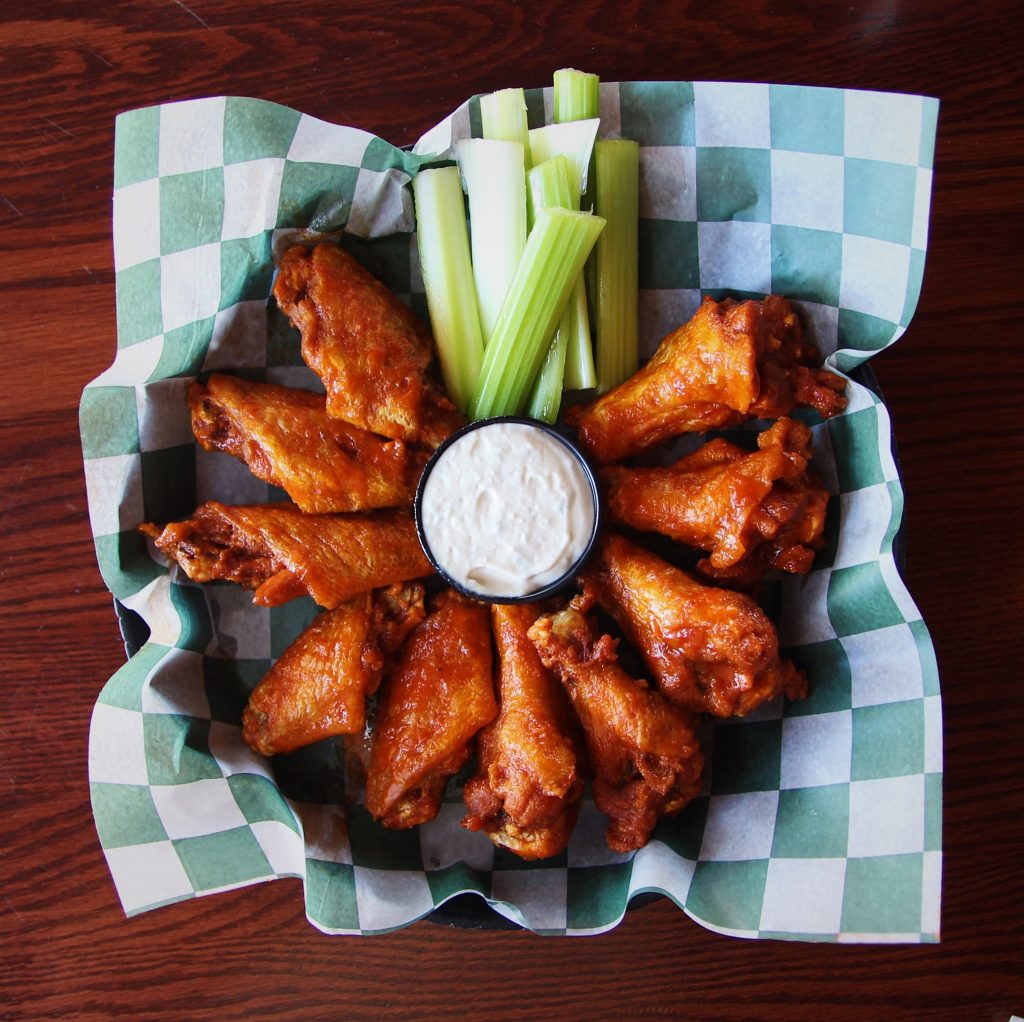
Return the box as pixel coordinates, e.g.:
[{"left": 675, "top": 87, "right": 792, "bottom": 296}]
[{"left": 81, "top": 83, "right": 942, "bottom": 939}]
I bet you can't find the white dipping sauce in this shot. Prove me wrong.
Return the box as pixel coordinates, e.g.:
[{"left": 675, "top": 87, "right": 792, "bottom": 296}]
[{"left": 420, "top": 422, "right": 596, "bottom": 598}]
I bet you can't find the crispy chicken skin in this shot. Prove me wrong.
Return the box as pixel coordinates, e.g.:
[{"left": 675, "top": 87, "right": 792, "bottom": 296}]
[
  {"left": 528, "top": 599, "right": 704, "bottom": 853},
  {"left": 140, "top": 502, "right": 431, "bottom": 609},
  {"left": 189, "top": 374, "right": 429, "bottom": 513},
  {"left": 273, "top": 243, "right": 463, "bottom": 448},
  {"left": 366, "top": 591, "right": 496, "bottom": 829},
  {"left": 581, "top": 533, "right": 807, "bottom": 718},
  {"left": 242, "top": 584, "right": 426, "bottom": 756},
  {"left": 462, "top": 604, "right": 584, "bottom": 860},
  {"left": 601, "top": 418, "right": 829, "bottom": 583},
  {"left": 568, "top": 295, "right": 847, "bottom": 463}
]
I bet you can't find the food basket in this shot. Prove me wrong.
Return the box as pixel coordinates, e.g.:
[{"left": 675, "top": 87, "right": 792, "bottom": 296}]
[{"left": 82, "top": 82, "right": 941, "bottom": 939}]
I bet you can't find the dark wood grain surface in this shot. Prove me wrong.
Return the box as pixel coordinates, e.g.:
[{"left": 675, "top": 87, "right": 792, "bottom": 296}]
[{"left": 1, "top": 1, "right": 1022, "bottom": 1018}]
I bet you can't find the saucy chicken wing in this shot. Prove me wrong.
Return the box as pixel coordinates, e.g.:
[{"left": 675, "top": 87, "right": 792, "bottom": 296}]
[
  {"left": 601, "top": 418, "right": 829, "bottom": 583},
  {"left": 568, "top": 295, "right": 847, "bottom": 463},
  {"left": 462, "top": 604, "right": 584, "bottom": 860},
  {"left": 273, "top": 243, "right": 463, "bottom": 448},
  {"left": 242, "top": 583, "right": 426, "bottom": 756},
  {"left": 581, "top": 533, "right": 806, "bottom": 718},
  {"left": 528, "top": 600, "right": 704, "bottom": 853},
  {"left": 190, "top": 374, "right": 428, "bottom": 513},
  {"left": 140, "top": 502, "right": 431, "bottom": 608},
  {"left": 366, "top": 591, "right": 496, "bottom": 829}
]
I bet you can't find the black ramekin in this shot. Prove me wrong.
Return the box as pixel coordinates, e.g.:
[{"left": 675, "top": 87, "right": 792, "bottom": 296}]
[{"left": 413, "top": 416, "right": 602, "bottom": 604}]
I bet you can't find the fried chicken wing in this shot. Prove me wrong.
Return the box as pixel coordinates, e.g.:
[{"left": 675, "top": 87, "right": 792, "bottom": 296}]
[
  {"left": 366, "top": 590, "right": 496, "bottom": 829},
  {"left": 241, "top": 584, "right": 426, "bottom": 756},
  {"left": 568, "top": 295, "right": 847, "bottom": 463},
  {"left": 581, "top": 533, "right": 806, "bottom": 718},
  {"left": 601, "top": 418, "right": 829, "bottom": 583},
  {"left": 140, "top": 502, "right": 431, "bottom": 608},
  {"left": 273, "top": 243, "right": 463, "bottom": 448},
  {"left": 528, "top": 600, "right": 704, "bottom": 853},
  {"left": 462, "top": 604, "right": 584, "bottom": 860},
  {"left": 189, "top": 374, "right": 428, "bottom": 513}
]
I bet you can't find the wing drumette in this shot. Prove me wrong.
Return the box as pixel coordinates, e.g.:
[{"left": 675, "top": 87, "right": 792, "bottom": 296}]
[
  {"left": 581, "top": 533, "right": 806, "bottom": 718},
  {"left": 601, "top": 418, "right": 829, "bottom": 584},
  {"left": 568, "top": 295, "right": 847, "bottom": 463},
  {"left": 242, "top": 583, "right": 426, "bottom": 756},
  {"left": 528, "top": 600, "right": 704, "bottom": 853},
  {"left": 366, "top": 591, "right": 496, "bottom": 829},
  {"left": 140, "top": 502, "right": 431, "bottom": 608},
  {"left": 273, "top": 243, "right": 463, "bottom": 448},
  {"left": 462, "top": 604, "right": 584, "bottom": 860},
  {"left": 190, "top": 374, "right": 428, "bottom": 513}
]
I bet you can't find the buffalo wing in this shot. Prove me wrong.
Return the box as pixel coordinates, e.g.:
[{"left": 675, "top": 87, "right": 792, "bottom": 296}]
[
  {"left": 462, "top": 604, "right": 584, "bottom": 859},
  {"left": 140, "top": 502, "right": 431, "bottom": 608},
  {"left": 601, "top": 418, "right": 829, "bottom": 583},
  {"left": 190, "top": 374, "right": 428, "bottom": 513},
  {"left": 366, "top": 591, "right": 496, "bottom": 829},
  {"left": 273, "top": 243, "right": 463, "bottom": 448},
  {"left": 569, "top": 295, "right": 847, "bottom": 463},
  {"left": 528, "top": 600, "right": 704, "bottom": 853},
  {"left": 581, "top": 533, "right": 806, "bottom": 718},
  {"left": 242, "top": 583, "right": 426, "bottom": 756}
]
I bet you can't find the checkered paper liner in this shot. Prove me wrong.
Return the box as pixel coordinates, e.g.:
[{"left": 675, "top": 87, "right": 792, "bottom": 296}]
[{"left": 82, "top": 84, "right": 941, "bottom": 939}]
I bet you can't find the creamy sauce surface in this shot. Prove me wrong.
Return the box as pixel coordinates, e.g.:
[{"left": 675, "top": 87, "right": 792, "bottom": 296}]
[{"left": 420, "top": 422, "right": 596, "bottom": 598}]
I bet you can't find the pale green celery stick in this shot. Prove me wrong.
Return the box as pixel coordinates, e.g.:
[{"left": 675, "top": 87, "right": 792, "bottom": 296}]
[
  {"left": 471, "top": 208, "right": 606, "bottom": 420},
  {"left": 411, "top": 167, "right": 485, "bottom": 415},
  {"left": 552, "top": 68, "right": 601, "bottom": 389},
  {"left": 561, "top": 272, "right": 595, "bottom": 390},
  {"left": 480, "top": 88, "right": 532, "bottom": 169},
  {"left": 553, "top": 68, "right": 600, "bottom": 123},
  {"left": 593, "top": 139, "right": 639, "bottom": 394},
  {"left": 527, "top": 126, "right": 599, "bottom": 390},
  {"left": 553, "top": 68, "right": 600, "bottom": 208},
  {"left": 454, "top": 138, "right": 527, "bottom": 346},
  {"left": 524, "top": 156, "right": 578, "bottom": 422}
]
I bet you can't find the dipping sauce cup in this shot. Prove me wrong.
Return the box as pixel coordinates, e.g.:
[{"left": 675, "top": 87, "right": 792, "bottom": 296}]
[{"left": 414, "top": 417, "right": 601, "bottom": 603}]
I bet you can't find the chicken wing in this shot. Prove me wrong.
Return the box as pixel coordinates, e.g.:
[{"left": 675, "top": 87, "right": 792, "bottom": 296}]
[
  {"left": 528, "top": 599, "right": 704, "bottom": 853},
  {"left": 190, "top": 374, "right": 429, "bottom": 513},
  {"left": 568, "top": 295, "right": 847, "bottom": 463},
  {"left": 273, "top": 243, "right": 463, "bottom": 448},
  {"left": 601, "top": 418, "right": 829, "bottom": 583},
  {"left": 242, "top": 583, "right": 426, "bottom": 756},
  {"left": 140, "top": 502, "right": 431, "bottom": 608},
  {"left": 462, "top": 603, "right": 584, "bottom": 860},
  {"left": 366, "top": 590, "right": 496, "bottom": 829},
  {"left": 581, "top": 533, "right": 806, "bottom": 718}
]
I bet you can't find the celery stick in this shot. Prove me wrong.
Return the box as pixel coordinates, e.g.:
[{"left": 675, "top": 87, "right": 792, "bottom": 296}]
[
  {"left": 526, "top": 132, "right": 598, "bottom": 392},
  {"left": 471, "top": 208, "right": 605, "bottom": 420},
  {"left": 553, "top": 67, "right": 599, "bottom": 212},
  {"left": 561, "top": 274, "right": 595, "bottom": 391},
  {"left": 411, "top": 167, "right": 485, "bottom": 415},
  {"left": 553, "top": 68, "right": 600, "bottom": 123},
  {"left": 524, "top": 156, "right": 578, "bottom": 422},
  {"left": 551, "top": 69, "right": 602, "bottom": 391},
  {"left": 593, "top": 139, "right": 639, "bottom": 393},
  {"left": 480, "top": 88, "right": 532, "bottom": 169},
  {"left": 454, "top": 138, "right": 528, "bottom": 346}
]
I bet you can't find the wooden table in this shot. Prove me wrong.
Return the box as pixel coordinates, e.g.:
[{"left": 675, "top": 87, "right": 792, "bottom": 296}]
[{"left": 2, "top": 1, "right": 1021, "bottom": 1018}]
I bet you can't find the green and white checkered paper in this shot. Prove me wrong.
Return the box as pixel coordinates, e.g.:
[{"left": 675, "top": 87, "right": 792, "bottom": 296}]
[{"left": 83, "top": 83, "right": 941, "bottom": 939}]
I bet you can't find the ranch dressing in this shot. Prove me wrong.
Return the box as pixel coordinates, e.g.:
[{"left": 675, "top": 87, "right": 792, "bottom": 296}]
[{"left": 419, "top": 422, "right": 596, "bottom": 598}]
